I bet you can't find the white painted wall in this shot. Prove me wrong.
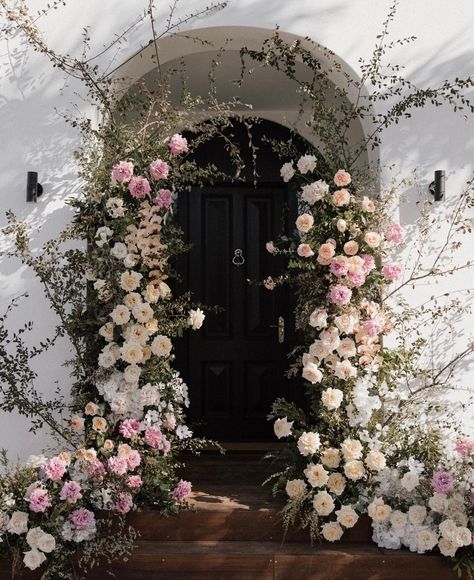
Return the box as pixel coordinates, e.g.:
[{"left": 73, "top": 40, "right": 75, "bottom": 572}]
[{"left": 0, "top": 0, "right": 473, "bottom": 460}]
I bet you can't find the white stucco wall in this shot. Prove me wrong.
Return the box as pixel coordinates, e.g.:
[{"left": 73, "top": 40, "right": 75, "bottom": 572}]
[{"left": 0, "top": 0, "right": 473, "bottom": 460}]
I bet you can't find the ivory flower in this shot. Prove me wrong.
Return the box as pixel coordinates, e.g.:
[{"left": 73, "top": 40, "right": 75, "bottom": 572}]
[
  {"left": 343, "top": 241, "right": 359, "bottom": 256},
  {"left": 365, "top": 451, "right": 386, "bottom": 471},
  {"left": 274, "top": 417, "right": 294, "bottom": 439},
  {"left": 297, "top": 432, "right": 321, "bottom": 456},
  {"left": 336, "top": 505, "right": 359, "bottom": 528},
  {"left": 132, "top": 302, "right": 154, "bottom": 323},
  {"left": 297, "top": 154, "right": 317, "bottom": 174},
  {"left": 110, "top": 304, "right": 131, "bottom": 326},
  {"left": 337, "top": 338, "right": 356, "bottom": 359},
  {"left": 321, "top": 448, "right": 341, "bottom": 469},
  {"left": 280, "top": 162, "right": 295, "bottom": 182},
  {"left": 151, "top": 335, "right": 172, "bottom": 357},
  {"left": 302, "top": 363, "right": 323, "bottom": 384},
  {"left": 23, "top": 549, "right": 46, "bottom": 571},
  {"left": 317, "top": 243, "right": 336, "bottom": 265},
  {"left": 313, "top": 491, "right": 335, "bottom": 516},
  {"left": 120, "top": 342, "right": 144, "bottom": 365},
  {"left": 296, "top": 213, "right": 314, "bottom": 233},
  {"left": 297, "top": 243, "right": 314, "bottom": 258},
  {"left": 361, "top": 196, "right": 375, "bottom": 212},
  {"left": 7, "top": 511, "right": 28, "bottom": 535},
  {"left": 368, "top": 497, "right": 392, "bottom": 521},
  {"left": 341, "top": 438, "right": 363, "bottom": 460},
  {"left": 334, "top": 169, "right": 351, "bottom": 187},
  {"left": 188, "top": 308, "right": 205, "bottom": 330},
  {"left": 309, "top": 308, "right": 328, "bottom": 329},
  {"left": 364, "top": 231, "right": 381, "bottom": 248},
  {"left": 334, "top": 360, "right": 357, "bottom": 380},
  {"left": 304, "top": 463, "right": 329, "bottom": 488},
  {"left": 321, "top": 522, "right": 344, "bottom": 542},
  {"left": 321, "top": 388, "right": 344, "bottom": 410},
  {"left": 301, "top": 180, "right": 328, "bottom": 204},
  {"left": 332, "top": 189, "right": 351, "bottom": 207},
  {"left": 285, "top": 479, "right": 307, "bottom": 499},
  {"left": 344, "top": 460, "right": 365, "bottom": 481},
  {"left": 120, "top": 271, "right": 143, "bottom": 292},
  {"left": 327, "top": 473, "right": 346, "bottom": 495}
]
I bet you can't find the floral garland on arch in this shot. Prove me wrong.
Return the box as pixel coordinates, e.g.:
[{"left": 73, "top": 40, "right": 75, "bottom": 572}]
[
  {"left": 0, "top": 133, "right": 212, "bottom": 576},
  {"left": 266, "top": 155, "right": 473, "bottom": 570}
]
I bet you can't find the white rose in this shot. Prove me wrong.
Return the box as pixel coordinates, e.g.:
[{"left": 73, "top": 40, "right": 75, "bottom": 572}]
[
  {"left": 416, "top": 528, "right": 439, "bottom": 553},
  {"left": 188, "top": 308, "right": 205, "bottom": 330},
  {"left": 438, "top": 518, "right": 457, "bottom": 541},
  {"left": 110, "top": 242, "right": 128, "bottom": 260},
  {"left": 297, "top": 154, "right": 317, "bottom": 174},
  {"left": 438, "top": 537, "right": 458, "bottom": 558},
  {"left": 321, "top": 448, "right": 341, "bottom": 469},
  {"left": 26, "top": 527, "right": 44, "bottom": 549},
  {"left": 341, "top": 438, "right": 363, "bottom": 461},
  {"left": 452, "top": 527, "right": 472, "bottom": 547},
  {"left": 297, "top": 432, "right": 321, "bottom": 456},
  {"left": 337, "top": 338, "right": 356, "bottom": 359},
  {"left": 336, "top": 219, "right": 347, "bottom": 233},
  {"left": 336, "top": 505, "right": 359, "bottom": 528},
  {"left": 7, "top": 511, "right": 28, "bottom": 535},
  {"left": 274, "top": 417, "right": 293, "bottom": 439},
  {"left": 368, "top": 498, "right": 392, "bottom": 522},
  {"left": 37, "top": 532, "right": 56, "bottom": 553},
  {"left": 120, "top": 270, "right": 143, "bottom": 292},
  {"left": 400, "top": 471, "right": 419, "bottom": 492},
  {"left": 285, "top": 479, "right": 307, "bottom": 499},
  {"left": 123, "top": 365, "right": 141, "bottom": 384},
  {"left": 123, "top": 254, "right": 138, "bottom": 268},
  {"left": 365, "top": 451, "right": 386, "bottom": 472},
  {"left": 131, "top": 303, "right": 154, "bottom": 324},
  {"left": 304, "top": 463, "right": 329, "bottom": 488},
  {"left": 98, "top": 346, "right": 117, "bottom": 368},
  {"left": 301, "top": 180, "right": 329, "bottom": 205},
  {"left": 99, "top": 322, "right": 114, "bottom": 342},
  {"left": 361, "top": 196, "right": 375, "bottom": 212},
  {"left": 390, "top": 510, "right": 408, "bottom": 530},
  {"left": 327, "top": 473, "right": 346, "bottom": 496},
  {"left": 428, "top": 493, "right": 448, "bottom": 514},
  {"left": 127, "top": 323, "right": 149, "bottom": 345},
  {"left": 95, "top": 226, "right": 113, "bottom": 247},
  {"left": 120, "top": 341, "right": 144, "bottom": 365},
  {"left": 321, "top": 522, "right": 344, "bottom": 542},
  {"left": 408, "top": 505, "right": 427, "bottom": 525},
  {"left": 23, "top": 549, "right": 46, "bottom": 571},
  {"left": 334, "top": 313, "right": 358, "bottom": 335},
  {"left": 296, "top": 213, "right": 314, "bottom": 233},
  {"left": 280, "top": 162, "right": 295, "bottom": 182},
  {"left": 302, "top": 363, "right": 323, "bottom": 384},
  {"left": 319, "top": 327, "right": 340, "bottom": 351},
  {"left": 313, "top": 491, "right": 335, "bottom": 516},
  {"left": 344, "top": 460, "right": 365, "bottom": 481},
  {"left": 321, "top": 388, "right": 343, "bottom": 410},
  {"left": 334, "top": 360, "right": 357, "bottom": 380},
  {"left": 158, "top": 281, "right": 172, "bottom": 299},
  {"left": 110, "top": 304, "right": 131, "bottom": 326},
  {"left": 309, "top": 340, "right": 330, "bottom": 360},
  {"left": 309, "top": 309, "right": 328, "bottom": 329},
  {"left": 151, "top": 335, "right": 172, "bottom": 358}
]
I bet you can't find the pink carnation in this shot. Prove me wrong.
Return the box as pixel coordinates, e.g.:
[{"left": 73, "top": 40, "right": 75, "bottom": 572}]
[
  {"left": 382, "top": 263, "right": 403, "bottom": 281},
  {"left": 70, "top": 507, "right": 95, "bottom": 530},
  {"left": 29, "top": 488, "right": 52, "bottom": 513},
  {"left": 127, "top": 475, "right": 143, "bottom": 489},
  {"left": 153, "top": 188, "right": 173, "bottom": 209},
  {"left": 43, "top": 456, "right": 67, "bottom": 481},
  {"left": 363, "top": 318, "right": 384, "bottom": 336},
  {"left": 348, "top": 272, "right": 366, "bottom": 288},
  {"left": 128, "top": 176, "right": 151, "bottom": 199},
  {"left": 108, "top": 455, "right": 128, "bottom": 475},
  {"left": 385, "top": 221, "right": 403, "bottom": 243},
  {"left": 172, "top": 479, "right": 192, "bottom": 500},
  {"left": 126, "top": 449, "right": 141, "bottom": 471},
  {"left": 144, "top": 427, "right": 163, "bottom": 449},
  {"left": 168, "top": 133, "right": 188, "bottom": 155},
  {"left": 432, "top": 471, "right": 454, "bottom": 494},
  {"left": 329, "top": 284, "right": 352, "bottom": 306},
  {"left": 330, "top": 256, "right": 349, "bottom": 278},
  {"left": 455, "top": 437, "right": 474, "bottom": 457},
  {"left": 119, "top": 418, "right": 141, "bottom": 439},
  {"left": 87, "top": 460, "right": 105, "bottom": 479},
  {"left": 149, "top": 159, "right": 170, "bottom": 180},
  {"left": 114, "top": 492, "right": 134, "bottom": 514},
  {"left": 362, "top": 254, "right": 376, "bottom": 274},
  {"left": 59, "top": 481, "right": 82, "bottom": 505},
  {"left": 111, "top": 160, "right": 134, "bottom": 183}
]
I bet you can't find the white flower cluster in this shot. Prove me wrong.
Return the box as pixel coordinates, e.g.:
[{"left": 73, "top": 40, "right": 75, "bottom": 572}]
[
  {"left": 61, "top": 518, "right": 97, "bottom": 544},
  {"left": 346, "top": 374, "right": 381, "bottom": 427}
]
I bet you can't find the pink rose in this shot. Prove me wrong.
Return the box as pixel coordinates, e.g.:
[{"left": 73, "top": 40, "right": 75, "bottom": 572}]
[
  {"left": 119, "top": 418, "right": 141, "bottom": 439},
  {"left": 330, "top": 256, "right": 349, "bottom": 278},
  {"left": 108, "top": 456, "right": 128, "bottom": 475},
  {"left": 362, "top": 318, "right": 384, "bottom": 336},
  {"left": 455, "top": 437, "right": 474, "bottom": 457},
  {"left": 362, "top": 254, "right": 376, "bottom": 274},
  {"left": 168, "top": 134, "right": 188, "bottom": 155},
  {"left": 43, "top": 456, "right": 67, "bottom": 481},
  {"left": 59, "top": 481, "right": 82, "bottom": 505},
  {"left": 153, "top": 188, "right": 173, "bottom": 209},
  {"left": 385, "top": 222, "right": 403, "bottom": 243},
  {"left": 332, "top": 189, "right": 351, "bottom": 207},
  {"left": 128, "top": 176, "right": 151, "bottom": 199},
  {"left": 295, "top": 213, "right": 314, "bottom": 233},
  {"left": 114, "top": 492, "right": 134, "bottom": 514},
  {"left": 297, "top": 243, "right": 314, "bottom": 258},
  {"left": 70, "top": 507, "right": 95, "bottom": 530},
  {"left": 348, "top": 272, "right": 366, "bottom": 287},
  {"left": 329, "top": 284, "right": 352, "bottom": 305},
  {"left": 127, "top": 475, "right": 143, "bottom": 489},
  {"left": 126, "top": 449, "right": 141, "bottom": 471},
  {"left": 144, "top": 427, "right": 162, "bottom": 449},
  {"left": 334, "top": 169, "right": 351, "bottom": 187},
  {"left": 172, "top": 479, "right": 192, "bottom": 500},
  {"left": 149, "top": 159, "right": 169, "bottom": 180},
  {"left": 111, "top": 161, "right": 134, "bottom": 183},
  {"left": 432, "top": 471, "right": 454, "bottom": 494},
  {"left": 29, "top": 487, "right": 52, "bottom": 513},
  {"left": 382, "top": 263, "right": 403, "bottom": 281}
]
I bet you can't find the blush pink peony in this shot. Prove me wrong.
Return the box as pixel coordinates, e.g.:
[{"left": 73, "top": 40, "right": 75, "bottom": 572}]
[
  {"left": 382, "top": 263, "right": 403, "bottom": 281},
  {"left": 168, "top": 133, "right": 188, "bottom": 155},
  {"left": 128, "top": 176, "right": 151, "bottom": 199},
  {"left": 149, "top": 159, "right": 170, "bottom": 180},
  {"left": 111, "top": 161, "right": 134, "bottom": 183},
  {"left": 329, "top": 284, "right": 352, "bottom": 305},
  {"left": 43, "top": 457, "right": 67, "bottom": 481}
]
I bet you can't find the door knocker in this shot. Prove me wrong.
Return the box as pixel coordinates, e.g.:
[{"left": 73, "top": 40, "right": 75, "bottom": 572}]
[{"left": 232, "top": 248, "right": 245, "bottom": 267}]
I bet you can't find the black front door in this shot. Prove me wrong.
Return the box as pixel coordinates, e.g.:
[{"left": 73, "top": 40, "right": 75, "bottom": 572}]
[{"left": 176, "top": 183, "right": 294, "bottom": 441}]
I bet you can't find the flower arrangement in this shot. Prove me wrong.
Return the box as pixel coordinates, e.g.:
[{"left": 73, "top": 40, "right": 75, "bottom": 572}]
[{"left": 266, "top": 156, "right": 473, "bottom": 572}]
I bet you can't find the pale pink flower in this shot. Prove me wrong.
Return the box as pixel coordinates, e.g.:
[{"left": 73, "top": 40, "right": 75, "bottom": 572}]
[
  {"left": 144, "top": 427, "right": 162, "bottom": 449},
  {"left": 329, "top": 284, "right": 352, "bottom": 305},
  {"left": 330, "top": 256, "right": 349, "bottom": 278},
  {"left": 149, "top": 159, "right": 170, "bottom": 180},
  {"left": 111, "top": 161, "right": 134, "bottom": 183},
  {"left": 160, "top": 437, "right": 171, "bottom": 455},
  {"left": 128, "top": 176, "right": 151, "bottom": 199},
  {"left": 432, "top": 471, "right": 454, "bottom": 494},
  {"left": 114, "top": 492, "right": 134, "bottom": 514},
  {"left": 119, "top": 418, "right": 141, "bottom": 439},
  {"left": 334, "top": 169, "right": 351, "bottom": 187},
  {"left": 29, "top": 488, "right": 52, "bottom": 513},
  {"left": 168, "top": 133, "right": 188, "bottom": 155},
  {"left": 127, "top": 475, "right": 143, "bottom": 489},
  {"left": 295, "top": 213, "right": 314, "bottom": 233},
  {"left": 87, "top": 460, "right": 105, "bottom": 479},
  {"left": 297, "top": 243, "right": 314, "bottom": 258},
  {"left": 70, "top": 508, "right": 95, "bottom": 530},
  {"left": 43, "top": 457, "right": 67, "bottom": 481},
  {"left": 362, "top": 254, "right": 376, "bottom": 274},
  {"left": 126, "top": 449, "right": 141, "bottom": 471},
  {"left": 348, "top": 272, "right": 366, "bottom": 287},
  {"left": 59, "top": 481, "right": 82, "bottom": 505},
  {"left": 263, "top": 277, "right": 276, "bottom": 290},
  {"left": 455, "top": 437, "right": 474, "bottom": 457},
  {"left": 153, "top": 188, "right": 173, "bottom": 209},
  {"left": 172, "top": 479, "right": 192, "bottom": 500},
  {"left": 108, "top": 456, "right": 128, "bottom": 475},
  {"left": 385, "top": 222, "right": 403, "bottom": 243},
  {"left": 363, "top": 318, "right": 384, "bottom": 336},
  {"left": 382, "top": 263, "right": 403, "bottom": 281}
]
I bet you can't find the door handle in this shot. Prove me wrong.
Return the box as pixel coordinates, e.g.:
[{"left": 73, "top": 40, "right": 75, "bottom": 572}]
[{"left": 270, "top": 316, "right": 285, "bottom": 343}]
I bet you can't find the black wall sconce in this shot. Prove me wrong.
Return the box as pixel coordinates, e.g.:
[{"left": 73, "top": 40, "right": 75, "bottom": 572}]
[
  {"left": 429, "top": 170, "right": 445, "bottom": 201},
  {"left": 26, "top": 171, "right": 43, "bottom": 202}
]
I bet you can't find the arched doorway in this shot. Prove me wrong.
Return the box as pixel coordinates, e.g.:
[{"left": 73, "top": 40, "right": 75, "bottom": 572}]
[{"left": 175, "top": 119, "right": 307, "bottom": 441}]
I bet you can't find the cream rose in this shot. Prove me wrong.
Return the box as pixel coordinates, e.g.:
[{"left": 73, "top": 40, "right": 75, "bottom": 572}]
[
  {"left": 344, "top": 460, "right": 365, "bottom": 481},
  {"left": 124, "top": 292, "right": 142, "bottom": 308},
  {"left": 321, "top": 448, "right": 341, "bottom": 469},
  {"left": 334, "top": 169, "right": 351, "bottom": 187},
  {"left": 309, "top": 308, "right": 328, "bottom": 329},
  {"left": 309, "top": 340, "right": 330, "bottom": 360},
  {"left": 99, "top": 322, "right": 114, "bottom": 342},
  {"left": 188, "top": 308, "right": 205, "bottom": 330},
  {"left": 83, "top": 448, "right": 97, "bottom": 462},
  {"left": 301, "top": 180, "right": 328, "bottom": 204},
  {"left": 334, "top": 360, "right": 357, "bottom": 380},
  {"left": 151, "top": 335, "right": 172, "bottom": 357},
  {"left": 297, "top": 432, "right": 321, "bottom": 456},
  {"left": 365, "top": 451, "right": 386, "bottom": 471},
  {"left": 84, "top": 402, "right": 99, "bottom": 416},
  {"left": 337, "top": 338, "right": 356, "bottom": 359},
  {"left": 361, "top": 196, "right": 375, "bottom": 212},
  {"left": 98, "top": 346, "right": 116, "bottom": 369},
  {"left": 23, "top": 549, "right": 46, "bottom": 571},
  {"left": 408, "top": 505, "right": 427, "bottom": 525},
  {"left": 103, "top": 439, "right": 115, "bottom": 451},
  {"left": 341, "top": 438, "right": 363, "bottom": 460},
  {"left": 295, "top": 213, "right": 314, "bottom": 233},
  {"left": 321, "top": 388, "right": 344, "bottom": 410},
  {"left": 336, "top": 218, "right": 347, "bottom": 232},
  {"left": 317, "top": 243, "right": 336, "bottom": 265},
  {"left": 364, "top": 231, "right": 381, "bottom": 248},
  {"left": 120, "top": 342, "right": 144, "bottom": 365},
  {"left": 132, "top": 303, "right": 154, "bottom": 324},
  {"left": 416, "top": 528, "right": 439, "bottom": 553},
  {"left": 343, "top": 240, "right": 359, "bottom": 256},
  {"left": 26, "top": 527, "right": 44, "bottom": 549},
  {"left": 327, "top": 473, "right": 346, "bottom": 496},
  {"left": 332, "top": 189, "right": 351, "bottom": 207},
  {"left": 37, "top": 532, "right": 56, "bottom": 553},
  {"left": 7, "top": 511, "right": 28, "bottom": 535},
  {"left": 390, "top": 510, "right": 408, "bottom": 530},
  {"left": 297, "top": 154, "right": 317, "bottom": 174},
  {"left": 280, "top": 162, "right": 295, "bottom": 182},
  {"left": 304, "top": 463, "right": 329, "bottom": 488},
  {"left": 158, "top": 281, "right": 172, "bottom": 299},
  {"left": 297, "top": 243, "right": 314, "bottom": 258},
  {"left": 285, "top": 479, "right": 307, "bottom": 499},
  {"left": 313, "top": 491, "right": 335, "bottom": 516},
  {"left": 336, "top": 505, "right": 359, "bottom": 528},
  {"left": 438, "top": 537, "right": 458, "bottom": 558},
  {"left": 334, "top": 313, "right": 358, "bottom": 335},
  {"left": 124, "top": 364, "right": 141, "bottom": 384},
  {"left": 320, "top": 327, "right": 341, "bottom": 350},
  {"left": 321, "top": 522, "right": 344, "bottom": 542},
  {"left": 274, "top": 417, "right": 293, "bottom": 439},
  {"left": 368, "top": 497, "right": 392, "bottom": 521},
  {"left": 110, "top": 304, "right": 131, "bottom": 326},
  {"left": 145, "top": 319, "right": 158, "bottom": 335},
  {"left": 120, "top": 270, "right": 143, "bottom": 292},
  {"left": 92, "top": 416, "right": 108, "bottom": 433},
  {"left": 302, "top": 363, "right": 323, "bottom": 384}
]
